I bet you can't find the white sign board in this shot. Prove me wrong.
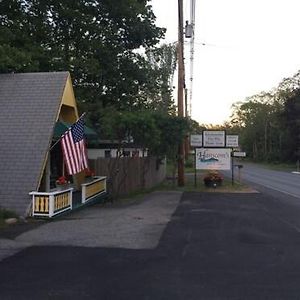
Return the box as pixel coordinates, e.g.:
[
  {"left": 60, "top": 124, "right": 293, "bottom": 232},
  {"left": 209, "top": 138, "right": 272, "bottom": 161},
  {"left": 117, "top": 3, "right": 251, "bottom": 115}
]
[
  {"left": 233, "top": 151, "right": 246, "bottom": 157},
  {"left": 226, "top": 135, "right": 239, "bottom": 148},
  {"left": 196, "top": 148, "right": 231, "bottom": 170},
  {"left": 190, "top": 134, "right": 202, "bottom": 147},
  {"left": 203, "top": 131, "right": 225, "bottom": 147}
]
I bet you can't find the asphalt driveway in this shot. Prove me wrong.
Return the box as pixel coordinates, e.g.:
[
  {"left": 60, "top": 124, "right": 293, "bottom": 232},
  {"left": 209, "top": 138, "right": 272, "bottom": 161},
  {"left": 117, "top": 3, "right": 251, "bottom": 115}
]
[{"left": 2, "top": 190, "right": 300, "bottom": 299}]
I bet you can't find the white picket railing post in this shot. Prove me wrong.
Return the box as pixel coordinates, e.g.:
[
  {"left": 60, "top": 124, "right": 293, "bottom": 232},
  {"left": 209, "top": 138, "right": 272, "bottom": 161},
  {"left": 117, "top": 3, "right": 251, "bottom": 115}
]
[{"left": 49, "top": 194, "right": 54, "bottom": 217}]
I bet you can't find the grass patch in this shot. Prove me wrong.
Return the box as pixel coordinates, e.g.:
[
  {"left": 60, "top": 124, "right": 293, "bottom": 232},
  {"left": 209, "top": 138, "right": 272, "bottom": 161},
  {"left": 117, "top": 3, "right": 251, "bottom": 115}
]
[
  {"left": 109, "top": 172, "right": 241, "bottom": 206},
  {"left": 158, "top": 172, "right": 250, "bottom": 193},
  {"left": 160, "top": 160, "right": 253, "bottom": 194}
]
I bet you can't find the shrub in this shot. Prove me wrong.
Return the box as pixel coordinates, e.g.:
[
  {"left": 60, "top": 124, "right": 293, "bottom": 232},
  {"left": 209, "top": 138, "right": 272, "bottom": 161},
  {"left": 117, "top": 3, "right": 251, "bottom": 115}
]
[{"left": 0, "top": 208, "right": 18, "bottom": 220}]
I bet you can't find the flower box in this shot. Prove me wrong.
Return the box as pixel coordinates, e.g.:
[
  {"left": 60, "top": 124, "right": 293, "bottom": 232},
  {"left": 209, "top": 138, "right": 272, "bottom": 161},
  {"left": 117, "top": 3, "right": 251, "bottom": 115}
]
[{"left": 203, "top": 171, "right": 223, "bottom": 188}]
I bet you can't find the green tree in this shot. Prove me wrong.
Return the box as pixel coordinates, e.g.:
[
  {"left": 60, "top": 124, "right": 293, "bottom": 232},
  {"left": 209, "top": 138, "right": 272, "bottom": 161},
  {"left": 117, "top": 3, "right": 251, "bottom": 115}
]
[
  {"left": 143, "top": 43, "right": 177, "bottom": 114},
  {"left": 0, "top": 0, "right": 44, "bottom": 72},
  {"left": 0, "top": 0, "right": 166, "bottom": 113},
  {"left": 99, "top": 109, "right": 190, "bottom": 159},
  {"left": 230, "top": 92, "right": 282, "bottom": 161},
  {"left": 280, "top": 89, "right": 300, "bottom": 161}
]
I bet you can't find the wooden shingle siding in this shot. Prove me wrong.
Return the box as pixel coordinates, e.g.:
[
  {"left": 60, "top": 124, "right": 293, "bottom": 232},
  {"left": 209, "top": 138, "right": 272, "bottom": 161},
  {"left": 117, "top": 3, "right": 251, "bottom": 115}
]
[{"left": 0, "top": 72, "right": 69, "bottom": 215}]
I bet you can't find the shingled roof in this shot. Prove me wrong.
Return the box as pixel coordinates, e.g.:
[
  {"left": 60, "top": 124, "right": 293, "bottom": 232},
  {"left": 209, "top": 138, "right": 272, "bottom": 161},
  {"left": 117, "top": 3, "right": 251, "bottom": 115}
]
[{"left": 0, "top": 72, "right": 69, "bottom": 215}]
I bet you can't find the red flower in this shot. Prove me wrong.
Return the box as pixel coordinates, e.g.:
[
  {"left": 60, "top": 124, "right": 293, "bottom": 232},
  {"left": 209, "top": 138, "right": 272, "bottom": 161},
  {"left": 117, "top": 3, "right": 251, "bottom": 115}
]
[
  {"left": 85, "top": 169, "right": 95, "bottom": 177},
  {"left": 56, "top": 176, "right": 68, "bottom": 185},
  {"left": 203, "top": 171, "right": 223, "bottom": 183}
]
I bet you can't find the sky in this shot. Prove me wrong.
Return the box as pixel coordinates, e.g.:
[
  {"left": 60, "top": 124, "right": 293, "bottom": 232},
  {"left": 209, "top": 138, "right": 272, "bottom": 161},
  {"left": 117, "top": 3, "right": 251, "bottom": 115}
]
[{"left": 150, "top": 0, "right": 300, "bottom": 125}]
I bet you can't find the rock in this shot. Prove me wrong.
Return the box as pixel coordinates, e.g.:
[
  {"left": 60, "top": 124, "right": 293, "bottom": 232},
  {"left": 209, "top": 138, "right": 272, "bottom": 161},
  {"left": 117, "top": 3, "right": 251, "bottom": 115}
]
[{"left": 5, "top": 218, "right": 18, "bottom": 225}]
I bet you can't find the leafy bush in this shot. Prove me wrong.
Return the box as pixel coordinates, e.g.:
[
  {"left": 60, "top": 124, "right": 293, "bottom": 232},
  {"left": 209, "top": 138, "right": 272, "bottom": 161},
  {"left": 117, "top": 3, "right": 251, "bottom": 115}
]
[
  {"left": 185, "top": 157, "right": 194, "bottom": 169},
  {"left": 0, "top": 208, "right": 18, "bottom": 220}
]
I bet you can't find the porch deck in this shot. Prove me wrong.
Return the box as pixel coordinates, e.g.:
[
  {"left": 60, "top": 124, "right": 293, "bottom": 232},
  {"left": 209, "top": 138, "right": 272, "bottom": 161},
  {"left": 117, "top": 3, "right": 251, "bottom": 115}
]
[
  {"left": 30, "top": 176, "right": 107, "bottom": 218},
  {"left": 72, "top": 189, "right": 108, "bottom": 210}
]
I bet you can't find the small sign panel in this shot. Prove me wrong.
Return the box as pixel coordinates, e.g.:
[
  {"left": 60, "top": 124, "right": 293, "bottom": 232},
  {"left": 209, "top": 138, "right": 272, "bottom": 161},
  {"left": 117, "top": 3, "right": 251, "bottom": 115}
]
[
  {"left": 203, "top": 131, "right": 225, "bottom": 147},
  {"left": 190, "top": 134, "right": 202, "bottom": 147},
  {"left": 196, "top": 148, "right": 231, "bottom": 170},
  {"left": 233, "top": 151, "right": 246, "bottom": 157},
  {"left": 226, "top": 135, "right": 239, "bottom": 148}
]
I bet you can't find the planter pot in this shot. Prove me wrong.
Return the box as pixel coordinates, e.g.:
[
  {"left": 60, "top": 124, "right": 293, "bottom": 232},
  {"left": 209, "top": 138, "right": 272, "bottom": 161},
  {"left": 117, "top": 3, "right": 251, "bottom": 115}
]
[
  {"left": 204, "top": 180, "right": 222, "bottom": 188},
  {"left": 84, "top": 176, "right": 95, "bottom": 183},
  {"left": 55, "top": 183, "right": 72, "bottom": 191}
]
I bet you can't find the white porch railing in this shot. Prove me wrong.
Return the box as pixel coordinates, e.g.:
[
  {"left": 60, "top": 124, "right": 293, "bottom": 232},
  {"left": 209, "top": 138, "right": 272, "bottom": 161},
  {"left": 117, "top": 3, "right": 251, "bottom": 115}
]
[
  {"left": 81, "top": 176, "right": 107, "bottom": 204},
  {"left": 30, "top": 176, "right": 107, "bottom": 218},
  {"left": 30, "top": 188, "right": 73, "bottom": 218}
]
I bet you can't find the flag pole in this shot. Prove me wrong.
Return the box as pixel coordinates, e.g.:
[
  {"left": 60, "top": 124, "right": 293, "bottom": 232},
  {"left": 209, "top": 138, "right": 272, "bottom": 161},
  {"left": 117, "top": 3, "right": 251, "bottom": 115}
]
[
  {"left": 49, "top": 113, "right": 86, "bottom": 151},
  {"left": 62, "top": 160, "right": 65, "bottom": 177}
]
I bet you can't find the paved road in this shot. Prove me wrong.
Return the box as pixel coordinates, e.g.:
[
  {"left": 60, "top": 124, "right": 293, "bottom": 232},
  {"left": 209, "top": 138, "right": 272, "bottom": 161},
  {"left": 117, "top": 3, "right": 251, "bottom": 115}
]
[
  {"left": 229, "top": 162, "right": 300, "bottom": 198},
  {"left": 2, "top": 189, "right": 300, "bottom": 299}
]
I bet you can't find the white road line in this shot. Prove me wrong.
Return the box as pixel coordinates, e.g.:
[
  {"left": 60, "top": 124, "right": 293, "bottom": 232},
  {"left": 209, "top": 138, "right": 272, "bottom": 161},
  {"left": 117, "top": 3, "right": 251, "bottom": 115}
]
[{"left": 253, "top": 182, "right": 300, "bottom": 199}]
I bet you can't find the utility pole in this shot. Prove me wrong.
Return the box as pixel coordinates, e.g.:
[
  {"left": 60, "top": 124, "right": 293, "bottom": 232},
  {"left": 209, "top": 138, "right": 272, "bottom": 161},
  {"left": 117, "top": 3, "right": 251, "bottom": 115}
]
[
  {"left": 185, "top": 88, "right": 190, "bottom": 161},
  {"left": 189, "top": 0, "right": 196, "bottom": 117},
  {"left": 177, "top": 0, "right": 185, "bottom": 186}
]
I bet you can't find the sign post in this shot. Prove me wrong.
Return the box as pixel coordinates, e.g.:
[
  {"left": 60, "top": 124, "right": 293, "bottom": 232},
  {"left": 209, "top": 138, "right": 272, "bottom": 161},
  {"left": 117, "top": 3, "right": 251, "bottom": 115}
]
[
  {"left": 231, "top": 150, "right": 234, "bottom": 185},
  {"left": 192, "top": 132, "right": 242, "bottom": 187},
  {"left": 194, "top": 150, "right": 197, "bottom": 187},
  {"left": 190, "top": 135, "right": 203, "bottom": 188},
  {"left": 232, "top": 151, "right": 246, "bottom": 184}
]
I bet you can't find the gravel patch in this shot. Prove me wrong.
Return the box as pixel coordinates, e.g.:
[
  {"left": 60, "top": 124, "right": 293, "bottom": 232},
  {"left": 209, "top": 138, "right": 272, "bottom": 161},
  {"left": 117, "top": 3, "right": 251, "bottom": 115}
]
[{"left": 0, "top": 191, "right": 182, "bottom": 261}]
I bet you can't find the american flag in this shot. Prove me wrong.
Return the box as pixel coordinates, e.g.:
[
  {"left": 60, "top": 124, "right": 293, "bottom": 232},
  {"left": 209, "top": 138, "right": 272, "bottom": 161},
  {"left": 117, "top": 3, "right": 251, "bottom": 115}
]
[{"left": 61, "top": 117, "right": 88, "bottom": 175}]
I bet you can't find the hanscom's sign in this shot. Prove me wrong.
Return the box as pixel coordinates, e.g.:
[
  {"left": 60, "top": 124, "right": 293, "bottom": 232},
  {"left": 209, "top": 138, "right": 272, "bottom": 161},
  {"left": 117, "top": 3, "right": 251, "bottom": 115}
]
[{"left": 196, "top": 148, "right": 231, "bottom": 170}]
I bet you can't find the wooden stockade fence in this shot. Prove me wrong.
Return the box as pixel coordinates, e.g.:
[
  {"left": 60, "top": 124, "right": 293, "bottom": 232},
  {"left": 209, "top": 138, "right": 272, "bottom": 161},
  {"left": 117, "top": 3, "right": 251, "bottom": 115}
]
[{"left": 88, "top": 157, "right": 166, "bottom": 198}]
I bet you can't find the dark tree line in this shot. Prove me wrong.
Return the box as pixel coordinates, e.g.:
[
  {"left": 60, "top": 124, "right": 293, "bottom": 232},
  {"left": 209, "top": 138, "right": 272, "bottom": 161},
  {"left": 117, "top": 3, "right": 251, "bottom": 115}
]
[{"left": 229, "top": 71, "right": 300, "bottom": 163}]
